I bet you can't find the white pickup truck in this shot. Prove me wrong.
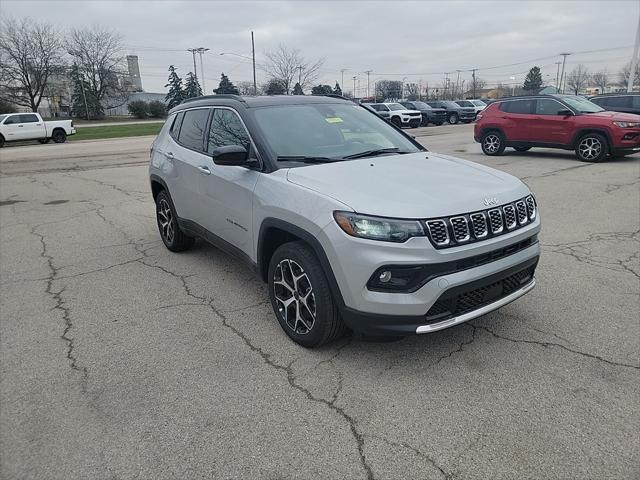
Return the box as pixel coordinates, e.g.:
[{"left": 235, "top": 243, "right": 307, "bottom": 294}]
[{"left": 0, "top": 112, "right": 76, "bottom": 147}]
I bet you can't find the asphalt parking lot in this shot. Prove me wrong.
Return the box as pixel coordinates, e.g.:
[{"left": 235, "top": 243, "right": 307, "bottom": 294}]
[{"left": 1, "top": 123, "right": 638, "bottom": 479}]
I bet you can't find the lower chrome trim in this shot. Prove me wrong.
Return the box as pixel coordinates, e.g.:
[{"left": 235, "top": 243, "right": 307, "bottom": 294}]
[{"left": 415, "top": 278, "right": 536, "bottom": 334}]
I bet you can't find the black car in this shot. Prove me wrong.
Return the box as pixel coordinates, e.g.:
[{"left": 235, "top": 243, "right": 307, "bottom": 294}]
[
  {"left": 426, "top": 100, "right": 476, "bottom": 124},
  {"left": 399, "top": 101, "right": 446, "bottom": 126},
  {"left": 589, "top": 93, "right": 640, "bottom": 115}
]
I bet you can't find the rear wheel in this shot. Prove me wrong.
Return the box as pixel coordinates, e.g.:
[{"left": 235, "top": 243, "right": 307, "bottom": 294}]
[
  {"left": 51, "top": 130, "right": 66, "bottom": 143},
  {"left": 481, "top": 131, "right": 506, "bottom": 156},
  {"left": 448, "top": 113, "right": 459, "bottom": 125},
  {"left": 155, "top": 190, "right": 195, "bottom": 252},
  {"left": 268, "top": 241, "right": 346, "bottom": 347},
  {"left": 575, "top": 133, "right": 608, "bottom": 162},
  {"left": 514, "top": 146, "right": 531, "bottom": 152}
]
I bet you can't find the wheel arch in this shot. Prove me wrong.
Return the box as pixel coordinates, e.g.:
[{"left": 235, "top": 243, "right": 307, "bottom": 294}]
[
  {"left": 150, "top": 174, "right": 169, "bottom": 200},
  {"left": 51, "top": 126, "right": 66, "bottom": 136},
  {"left": 479, "top": 126, "right": 505, "bottom": 138},
  {"left": 571, "top": 128, "right": 613, "bottom": 151}
]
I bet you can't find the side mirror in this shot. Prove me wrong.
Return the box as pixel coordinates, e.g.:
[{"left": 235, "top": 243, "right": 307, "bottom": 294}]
[
  {"left": 211, "top": 145, "right": 250, "bottom": 166},
  {"left": 557, "top": 109, "right": 573, "bottom": 116}
]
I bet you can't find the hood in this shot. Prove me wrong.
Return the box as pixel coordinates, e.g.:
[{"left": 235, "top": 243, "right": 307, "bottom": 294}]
[
  {"left": 286, "top": 152, "right": 529, "bottom": 218},
  {"left": 584, "top": 110, "right": 640, "bottom": 121}
]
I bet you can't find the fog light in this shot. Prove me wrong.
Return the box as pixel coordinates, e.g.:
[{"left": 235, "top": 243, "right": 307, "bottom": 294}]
[{"left": 379, "top": 271, "right": 392, "bottom": 283}]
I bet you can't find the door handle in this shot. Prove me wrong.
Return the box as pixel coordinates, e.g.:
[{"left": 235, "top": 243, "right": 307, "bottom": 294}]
[
  {"left": 197, "top": 165, "right": 211, "bottom": 175},
  {"left": 18, "top": 125, "right": 24, "bottom": 127},
  {"left": 164, "top": 151, "right": 174, "bottom": 160}
]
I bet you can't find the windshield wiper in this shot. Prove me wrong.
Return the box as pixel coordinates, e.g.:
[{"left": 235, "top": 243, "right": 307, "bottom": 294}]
[
  {"left": 276, "top": 155, "right": 338, "bottom": 164},
  {"left": 342, "top": 147, "right": 408, "bottom": 159}
]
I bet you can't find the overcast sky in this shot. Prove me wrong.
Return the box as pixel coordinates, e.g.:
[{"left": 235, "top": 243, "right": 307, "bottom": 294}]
[{"left": 2, "top": 0, "right": 638, "bottom": 94}]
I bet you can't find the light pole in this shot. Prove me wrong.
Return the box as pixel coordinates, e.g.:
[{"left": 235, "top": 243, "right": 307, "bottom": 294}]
[
  {"left": 340, "top": 69, "right": 347, "bottom": 93},
  {"left": 510, "top": 75, "right": 516, "bottom": 96},
  {"left": 559, "top": 53, "right": 571, "bottom": 94},
  {"left": 352, "top": 76, "right": 357, "bottom": 97},
  {"left": 628, "top": 10, "right": 640, "bottom": 91},
  {"left": 401, "top": 76, "right": 407, "bottom": 100},
  {"left": 196, "top": 47, "right": 210, "bottom": 92},
  {"left": 187, "top": 48, "right": 199, "bottom": 83},
  {"left": 364, "top": 70, "right": 372, "bottom": 97},
  {"left": 251, "top": 31, "right": 257, "bottom": 95},
  {"left": 555, "top": 61, "right": 562, "bottom": 92}
]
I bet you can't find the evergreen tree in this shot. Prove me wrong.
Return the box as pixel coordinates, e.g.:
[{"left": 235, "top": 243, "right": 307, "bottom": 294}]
[
  {"left": 70, "top": 63, "right": 102, "bottom": 119},
  {"left": 292, "top": 82, "right": 304, "bottom": 95},
  {"left": 184, "top": 72, "right": 203, "bottom": 99},
  {"left": 165, "top": 65, "right": 185, "bottom": 109},
  {"left": 333, "top": 82, "right": 342, "bottom": 96},
  {"left": 214, "top": 73, "right": 240, "bottom": 95},
  {"left": 523, "top": 66, "right": 543, "bottom": 92},
  {"left": 264, "top": 78, "right": 286, "bottom": 95},
  {"left": 311, "top": 84, "right": 333, "bottom": 95}
]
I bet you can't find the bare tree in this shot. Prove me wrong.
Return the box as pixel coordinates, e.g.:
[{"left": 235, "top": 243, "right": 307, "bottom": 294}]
[
  {"left": 591, "top": 70, "right": 609, "bottom": 94},
  {"left": 566, "top": 64, "right": 590, "bottom": 95},
  {"left": 262, "top": 44, "right": 324, "bottom": 94},
  {"left": 0, "top": 17, "right": 66, "bottom": 111},
  {"left": 618, "top": 61, "right": 640, "bottom": 88},
  {"left": 236, "top": 81, "right": 254, "bottom": 96},
  {"left": 67, "top": 25, "right": 126, "bottom": 116},
  {"left": 469, "top": 76, "right": 486, "bottom": 99}
]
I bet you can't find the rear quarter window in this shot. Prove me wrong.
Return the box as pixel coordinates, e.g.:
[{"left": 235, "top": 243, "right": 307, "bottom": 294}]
[{"left": 607, "top": 96, "right": 632, "bottom": 108}]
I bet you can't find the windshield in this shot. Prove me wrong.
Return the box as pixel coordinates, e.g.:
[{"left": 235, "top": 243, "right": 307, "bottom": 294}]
[
  {"left": 471, "top": 100, "right": 486, "bottom": 106},
  {"left": 387, "top": 103, "right": 405, "bottom": 111},
  {"left": 0, "top": 115, "right": 6, "bottom": 124},
  {"left": 411, "top": 101, "right": 431, "bottom": 110},
  {"left": 456, "top": 101, "right": 473, "bottom": 107},
  {"left": 252, "top": 103, "right": 421, "bottom": 163},
  {"left": 443, "top": 101, "right": 461, "bottom": 108},
  {"left": 559, "top": 95, "right": 604, "bottom": 113}
]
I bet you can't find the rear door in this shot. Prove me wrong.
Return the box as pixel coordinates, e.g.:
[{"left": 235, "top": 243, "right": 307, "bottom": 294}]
[
  {"left": 530, "top": 98, "right": 573, "bottom": 145},
  {"left": 499, "top": 99, "right": 535, "bottom": 141},
  {"left": 199, "top": 107, "right": 259, "bottom": 256}
]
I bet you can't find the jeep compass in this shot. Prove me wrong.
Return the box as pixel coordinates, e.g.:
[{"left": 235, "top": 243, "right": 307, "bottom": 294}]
[{"left": 150, "top": 95, "right": 540, "bottom": 347}]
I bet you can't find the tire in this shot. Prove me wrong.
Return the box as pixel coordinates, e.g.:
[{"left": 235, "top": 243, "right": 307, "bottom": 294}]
[
  {"left": 391, "top": 116, "right": 402, "bottom": 128},
  {"left": 268, "top": 241, "right": 346, "bottom": 347},
  {"left": 514, "top": 146, "right": 531, "bottom": 152},
  {"left": 481, "top": 131, "right": 506, "bottom": 156},
  {"left": 435, "top": 122, "right": 443, "bottom": 126},
  {"left": 38, "top": 138, "right": 50, "bottom": 144},
  {"left": 0, "top": 135, "right": 4, "bottom": 148},
  {"left": 575, "top": 133, "right": 608, "bottom": 162},
  {"left": 155, "top": 190, "right": 195, "bottom": 252},
  {"left": 51, "top": 130, "right": 66, "bottom": 143},
  {"left": 448, "top": 113, "right": 459, "bottom": 125}
]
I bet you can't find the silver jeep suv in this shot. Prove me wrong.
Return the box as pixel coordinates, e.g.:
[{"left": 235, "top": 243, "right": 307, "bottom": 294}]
[{"left": 149, "top": 95, "right": 540, "bottom": 347}]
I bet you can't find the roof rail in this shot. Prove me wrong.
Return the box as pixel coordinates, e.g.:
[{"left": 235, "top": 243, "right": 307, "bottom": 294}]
[
  {"left": 320, "top": 94, "right": 350, "bottom": 100},
  {"left": 182, "top": 94, "right": 246, "bottom": 104}
]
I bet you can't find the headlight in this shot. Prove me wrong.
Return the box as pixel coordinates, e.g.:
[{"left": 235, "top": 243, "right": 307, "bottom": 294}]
[
  {"left": 333, "top": 211, "right": 425, "bottom": 242},
  {"left": 613, "top": 121, "right": 640, "bottom": 128}
]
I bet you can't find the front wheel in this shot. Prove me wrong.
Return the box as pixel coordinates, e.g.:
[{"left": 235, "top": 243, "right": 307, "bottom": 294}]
[
  {"left": 448, "top": 113, "right": 459, "bottom": 125},
  {"left": 155, "top": 190, "right": 195, "bottom": 252},
  {"left": 51, "top": 130, "right": 66, "bottom": 143},
  {"left": 268, "top": 241, "right": 346, "bottom": 347},
  {"left": 481, "top": 131, "right": 506, "bottom": 156},
  {"left": 391, "top": 116, "right": 402, "bottom": 128},
  {"left": 575, "top": 133, "right": 608, "bottom": 162},
  {"left": 514, "top": 146, "right": 531, "bottom": 152}
]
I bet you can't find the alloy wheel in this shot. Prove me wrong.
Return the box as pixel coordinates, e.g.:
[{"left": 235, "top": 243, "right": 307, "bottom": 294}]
[
  {"left": 273, "top": 259, "right": 316, "bottom": 335},
  {"left": 578, "top": 137, "right": 602, "bottom": 160},
  {"left": 157, "top": 198, "right": 174, "bottom": 244},
  {"left": 483, "top": 134, "right": 501, "bottom": 153}
]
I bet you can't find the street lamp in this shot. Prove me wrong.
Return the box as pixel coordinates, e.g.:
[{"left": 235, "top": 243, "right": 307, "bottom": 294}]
[{"left": 509, "top": 75, "right": 516, "bottom": 96}]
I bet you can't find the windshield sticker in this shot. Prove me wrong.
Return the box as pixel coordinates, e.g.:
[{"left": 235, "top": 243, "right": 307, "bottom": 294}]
[{"left": 325, "top": 117, "right": 343, "bottom": 123}]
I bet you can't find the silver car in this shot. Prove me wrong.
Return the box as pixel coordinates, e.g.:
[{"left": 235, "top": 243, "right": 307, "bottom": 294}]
[{"left": 149, "top": 94, "right": 540, "bottom": 347}]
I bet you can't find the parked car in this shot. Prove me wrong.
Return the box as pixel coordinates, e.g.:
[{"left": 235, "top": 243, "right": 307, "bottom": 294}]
[
  {"left": 475, "top": 94, "right": 640, "bottom": 162},
  {"left": 0, "top": 112, "right": 76, "bottom": 147},
  {"left": 399, "top": 101, "right": 446, "bottom": 126},
  {"left": 426, "top": 100, "right": 476, "bottom": 124},
  {"left": 589, "top": 93, "right": 640, "bottom": 115},
  {"left": 149, "top": 94, "right": 540, "bottom": 347},
  {"left": 369, "top": 103, "right": 422, "bottom": 128},
  {"left": 362, "top": 102, "right": 390, "bottom": 120},
  {"left": 456, "top": 99, "right": 486, "bottom": 116}
]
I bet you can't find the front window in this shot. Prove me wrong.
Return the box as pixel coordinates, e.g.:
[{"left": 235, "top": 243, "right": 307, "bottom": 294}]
[
  {"left": 558, "top": 95, "right": 603, "bottom": 113},
  {"left": 387, "top": 103, "right": 405, "bottom": 111},
  {"left": 251, "top": 103, "right": 421, "bottom": 164}
]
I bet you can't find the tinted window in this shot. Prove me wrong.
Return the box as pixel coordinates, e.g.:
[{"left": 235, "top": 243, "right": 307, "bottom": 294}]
[
  {"left": 4, "top": 115, "right": 20, "bottom": 125},
  {"left": 607, "top": 96, "right": 632, "bottom": 108},
  {"left": 456, "top": 101, "right": 473, "bottom": 107},
  {"left": 371, "top": 104, "right": 388, "bottom": 111},
  {"left": 20, "top": 114, "right": 39, "bottom": 123},
  {"left": 590, "top": 97, "right": 606, "bottom": 106},
  {"left": 502, "top": 100, "right": 534, "bottom": 114},
  {"left": 207, "top": 109, "right": 251, "bottom": 153},
  {"left": 178, "top": 109, "right": 210, "bottom": 151},
  {"left": 633, "top": 96, "right": 640, "bottom": 108},
  {"left": 412, "top": 101, "right": 431, "bottom": 110},
  {"left": 170, "top": 112, "right": 184, "bottom": 140},
  {"left": 535, "top": 99, "right": 566, "bottom": 115}
]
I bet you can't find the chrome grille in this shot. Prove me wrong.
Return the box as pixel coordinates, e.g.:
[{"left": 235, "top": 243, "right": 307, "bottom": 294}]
[
  {"left": 470, "top": 212, "right": 488, "bottom": 238},
  {"left": 526, "top": 195, "right": 536, "bottom": 219},
  {"left": 450, "top": 217, "right": 470, "bottom": 242},
  {"left": 424, "top": 196, "right": 538, "bottom": 249},
  {"left": 515, "top": 201, "right": 528, "bottom": 225},
  {"left": 488, "top": 209, "right": 503, "bottom": 234},
  {"left": 426, "top": 220, "right": 449, "bottom": 246},
  {"left": 503, "top": 204, "right": 517, "bottom": 230}
]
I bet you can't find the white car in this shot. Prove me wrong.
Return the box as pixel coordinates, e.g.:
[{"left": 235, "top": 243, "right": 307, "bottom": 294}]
[
  {"left": 369, "top": 103, "right": 422, "bottom": 128},
  {"left": 456, "top": 99, "right": 486, "bottom": 116},
  {"left": 0, "top": 112, "right": 76, "bottom": 147}
]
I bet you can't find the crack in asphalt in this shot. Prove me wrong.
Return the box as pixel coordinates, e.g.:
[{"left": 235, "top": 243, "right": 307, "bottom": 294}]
[
  {"left": 433, "top": 325, "right": 477, "bottom": 366},
  {"left": 605, "top": 178, "right": 640, "bottom": 194},
  {"left": 520, "top": 162, "right": 593, "bottom": 180},
  {"left": 377, "top": 437, "right": 452, "bottom": 479},
  {"left": 473, "top": 325, "right": 639, "bottom": 370}
]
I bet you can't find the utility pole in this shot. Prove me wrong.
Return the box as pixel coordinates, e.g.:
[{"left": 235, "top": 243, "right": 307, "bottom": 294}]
[
  {"left": 187, "top": 48, "right": 199, "bottom": 84},
  {"left": 196, "top": 48, "right": 210, "bottom": 92},
  {"left": 555, "top": 62, "right": 562, "bottom": 92},
  {"left": 471, "top": 69, "right": 477, "bottom": 99},
  {"left": 340, "top": 69, "right": 347, "bottom": 93},
  {"left": 558, "top": 53, "right": 571, "bottom": 94},
  {"left": 364, "top": 70, "right": 372, "bottom": 97},
  {"left": 455, "top": 70, "right": 461, "bottom": 98},
  {"left": 352, "top": 76, "right": 357, "bottom": 97},
  {"left": 251, "top": 31, "right": 257, "bottom": 95},
  {"left": 628, "top": 8, "right": 640, "bottom": 92}
]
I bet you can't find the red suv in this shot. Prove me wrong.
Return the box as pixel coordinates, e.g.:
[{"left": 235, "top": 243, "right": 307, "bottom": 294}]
[{"left": 474, "top": 95, "right": 640, "bottom": 162}]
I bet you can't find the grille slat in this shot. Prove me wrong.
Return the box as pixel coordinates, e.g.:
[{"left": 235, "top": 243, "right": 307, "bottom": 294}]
[{"left": 424, "top": 196, "right": 537, "bottom": 249}]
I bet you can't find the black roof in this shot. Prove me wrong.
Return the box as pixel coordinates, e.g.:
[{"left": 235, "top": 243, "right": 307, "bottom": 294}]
[
  {"left": 589, "top": 92, "right": 639, "bottom": 98},
  {"left": 170, "top": 94, "right": 351, "bottom": 114}
]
